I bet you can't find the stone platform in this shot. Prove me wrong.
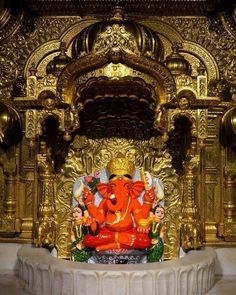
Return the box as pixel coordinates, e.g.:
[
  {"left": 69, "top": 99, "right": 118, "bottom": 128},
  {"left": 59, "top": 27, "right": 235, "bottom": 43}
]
[{"left": 17, "top": 245, "right": 216, "bottom": 295}]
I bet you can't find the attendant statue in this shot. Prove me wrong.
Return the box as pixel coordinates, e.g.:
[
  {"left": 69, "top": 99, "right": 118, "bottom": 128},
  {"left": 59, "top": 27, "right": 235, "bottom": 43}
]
[
  {"left": 70, "top": 203, "right": 91, "bottom": 262},
  {"left": 146, "top": 203, "right": 165, "bottom": 262}
]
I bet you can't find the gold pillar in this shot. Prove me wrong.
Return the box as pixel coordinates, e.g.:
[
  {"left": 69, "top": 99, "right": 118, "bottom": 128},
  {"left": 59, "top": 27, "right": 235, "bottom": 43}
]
[
  {"left": 34, "top": 141, "right": 56, "bottom": 248},
  {"left": 223, "top": 167, "right": 236, "bottom": 241},
  {"left": 180, "top": 142, "right": 203, "bottom": 250},
  {"left": 0, "top": 160, "right": 21, "bottom": 236}
]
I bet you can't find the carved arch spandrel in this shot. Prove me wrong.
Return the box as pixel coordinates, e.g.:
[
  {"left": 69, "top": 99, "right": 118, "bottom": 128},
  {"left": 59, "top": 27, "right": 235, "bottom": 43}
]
[
  {"left": 141, "top": 19, "right": 219, "bottom": 82},
  {"left": 23, "top": 18, "right": 98, "bottom": 77},
  {"left": 55, "top": 136, "right": 181, "bottom": 259}
]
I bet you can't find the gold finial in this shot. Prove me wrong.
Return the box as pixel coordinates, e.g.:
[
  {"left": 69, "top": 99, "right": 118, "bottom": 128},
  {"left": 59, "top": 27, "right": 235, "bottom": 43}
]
[
  {"left": 110, "top": 1, "right": 124, "bottom": 21},
  {"left": 106, "top": 152, "right": 135, "bottom": 178}
]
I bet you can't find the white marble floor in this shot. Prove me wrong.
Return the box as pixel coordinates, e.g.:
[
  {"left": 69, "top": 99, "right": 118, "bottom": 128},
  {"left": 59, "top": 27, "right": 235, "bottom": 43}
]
[
  {"left": 0, "top": 271, "right": 235, "bottom": 295},
  {"left": 206, "top": 275, "right": 236, "bottom": 295},
  {"left": 0, "top": 271, "right": 30, "bottom": 295}
]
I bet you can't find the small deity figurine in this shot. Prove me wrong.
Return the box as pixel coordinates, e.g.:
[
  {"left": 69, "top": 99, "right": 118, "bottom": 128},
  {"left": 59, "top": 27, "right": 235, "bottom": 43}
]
[
  {"left": 146, "top": 203, "right": 165, "bottom": 262},
  {"left": 70, "top": 202, "right": 92, "bottom": 262},
  {"left": 73, "top": 153, "right": 160, "bottom": 252},
  {"left": 178, "top": 96, "right": 190, "bottom": 110}
]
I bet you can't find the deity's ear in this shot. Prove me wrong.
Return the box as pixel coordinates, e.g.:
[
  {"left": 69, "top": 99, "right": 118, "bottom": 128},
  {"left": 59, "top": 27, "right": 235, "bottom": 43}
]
[
  {"left": 96, "top": 183, "right": 111, "bottom": 199},
  {"left": 128, "top": 181, "right": 145, "bottom": 199}
]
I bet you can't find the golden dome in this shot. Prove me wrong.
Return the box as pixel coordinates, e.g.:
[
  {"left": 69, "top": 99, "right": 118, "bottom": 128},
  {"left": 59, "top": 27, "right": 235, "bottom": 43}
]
[
  {"left": 165, "top": 43, "right": 191, "bottom": 76},
  {"left": 222, "top": 107, "right": 236, "bottom": 142},
  {"left": 0, "top": 101, "right": 21, "bottom": 145},
  {"left": 46, "top": 42, "right": 71, "bottom": 77},
  {"left": 72, "top": 6, "right": 164, "bottom": 61}
]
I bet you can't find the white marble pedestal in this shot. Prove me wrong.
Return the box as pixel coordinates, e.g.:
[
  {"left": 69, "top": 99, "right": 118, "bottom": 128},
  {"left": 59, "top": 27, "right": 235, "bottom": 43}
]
[{"left": 17, "top": 246, "right": 216, "bottom": 295}]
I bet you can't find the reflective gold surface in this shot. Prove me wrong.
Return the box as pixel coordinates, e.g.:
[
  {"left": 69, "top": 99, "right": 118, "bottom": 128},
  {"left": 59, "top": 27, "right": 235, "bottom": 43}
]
[{"left": 0, "top": 1, "right": 236, "bottom": 259}]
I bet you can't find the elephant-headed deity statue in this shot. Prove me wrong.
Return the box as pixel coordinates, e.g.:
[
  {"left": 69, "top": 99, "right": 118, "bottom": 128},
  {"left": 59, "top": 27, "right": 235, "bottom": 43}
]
[{"left": 71, "top": 153, "right": 165, "bottom": 263}]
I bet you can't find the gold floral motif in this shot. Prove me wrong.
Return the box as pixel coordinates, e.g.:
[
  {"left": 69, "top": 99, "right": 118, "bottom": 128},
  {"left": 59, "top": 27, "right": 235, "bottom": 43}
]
[{"left": 93, "top": 24, "right": 139, "bottom": 54}]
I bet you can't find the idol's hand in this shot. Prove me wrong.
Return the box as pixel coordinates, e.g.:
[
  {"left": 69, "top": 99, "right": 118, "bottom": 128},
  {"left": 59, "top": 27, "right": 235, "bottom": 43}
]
[
  {"left": 84, "top": 217, "right": 95, "bottom": 226},
  {"left": 85, "top": 217, "right": 98, "bottom": 233},
  {"left": 78, "top": 197, "right": 85, "bottom": 207},
  {"left": 137, "top": 225, "right": 150, "bottom": 233},
  {"left": 137, "top": 218, "right": 150, "bottom": 233},
  {"left": 82, "top": 187, "right": 94, "bottom": 204},
  {"left": 143, "top": 187, "right": 156, "bottom": 203}
]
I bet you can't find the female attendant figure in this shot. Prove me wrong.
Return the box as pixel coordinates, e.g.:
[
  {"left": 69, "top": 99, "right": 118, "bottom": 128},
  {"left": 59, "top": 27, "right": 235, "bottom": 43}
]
[
  {"left": 70, "top": 203, "right": 92, "bottom": 262},
  {"left": 147, "top": 204, "right": 165, "bottom": 262}
]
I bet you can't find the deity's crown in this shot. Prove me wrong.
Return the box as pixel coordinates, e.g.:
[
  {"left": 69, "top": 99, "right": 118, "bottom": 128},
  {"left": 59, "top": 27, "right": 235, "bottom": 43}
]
[{"left": 106, "top": 153, "right": 135, "bottom": 178}]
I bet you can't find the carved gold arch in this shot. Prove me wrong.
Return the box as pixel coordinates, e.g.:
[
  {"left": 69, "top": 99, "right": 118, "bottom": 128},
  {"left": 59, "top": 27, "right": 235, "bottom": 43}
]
[{"left": 57, "top": 49, "right": 176, "bottom": 105}]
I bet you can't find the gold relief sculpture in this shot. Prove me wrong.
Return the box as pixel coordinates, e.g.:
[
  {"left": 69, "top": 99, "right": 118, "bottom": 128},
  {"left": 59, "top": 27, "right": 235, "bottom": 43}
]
[
  {"left": 0, "top": 55, "right": 18, "bottom": 90},
  {"left": 142, "top": 19, "right": 220, "bottom": 84},
  {"left": 93, "top": 23, "right": 139, "bottom": 55},
  {"left": 197, "top": 63, "right": 208, "bottom": 98},
  {"left": 197, "top": 109, "right": 208, "bottom": 140},
  {"left": 34, "top": 141, "right": 57, "bottom": 248},
  {"left": 25, "top": 110, "right": 37, "bottom": 142},
  {"left": 175, "top": 75, "right": 196, "bottom": 93},
  {"left": 26, "top": 73, "right": 58, "bottom": 100},
  {"left": 180, "top": 144, "right": 203, "bottom": 250}
]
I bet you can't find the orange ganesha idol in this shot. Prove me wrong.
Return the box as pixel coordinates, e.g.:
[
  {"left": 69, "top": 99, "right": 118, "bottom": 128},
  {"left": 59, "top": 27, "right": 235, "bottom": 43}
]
[{"left": 73, "top": 153, "right": 158, "bottom": 252}]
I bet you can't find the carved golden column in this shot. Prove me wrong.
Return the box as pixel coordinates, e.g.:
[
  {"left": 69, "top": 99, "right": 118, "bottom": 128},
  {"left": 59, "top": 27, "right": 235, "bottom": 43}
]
[
  {"left": 34, "top": 141, "right": 56, "bottom": 248},
  {"left": 20, "top": 158, "right": 37, "bottom": 239},
  {"left": 222, "top": 167, "right": 236, "bottom": 241},
  {"left": 220, "top": 107, "right": 236, "bottom": 241},
  {"left": 0, "top": 159, "right": 21, "bottom": 236},
  {"left": 180, "top": 141, "right": 203, "bottom": 250}
]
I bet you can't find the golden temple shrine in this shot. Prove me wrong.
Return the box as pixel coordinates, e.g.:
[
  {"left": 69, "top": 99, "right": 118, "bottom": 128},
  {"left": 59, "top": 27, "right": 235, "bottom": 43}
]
[{"left": 0, "top": 0, "right": 236, "bottom": 293}]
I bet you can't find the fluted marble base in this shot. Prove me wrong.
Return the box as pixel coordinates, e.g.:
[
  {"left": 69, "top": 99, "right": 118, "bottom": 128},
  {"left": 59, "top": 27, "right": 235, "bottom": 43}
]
[{"left": 17, "top": 246, "right": 216, "bottom": 295}]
